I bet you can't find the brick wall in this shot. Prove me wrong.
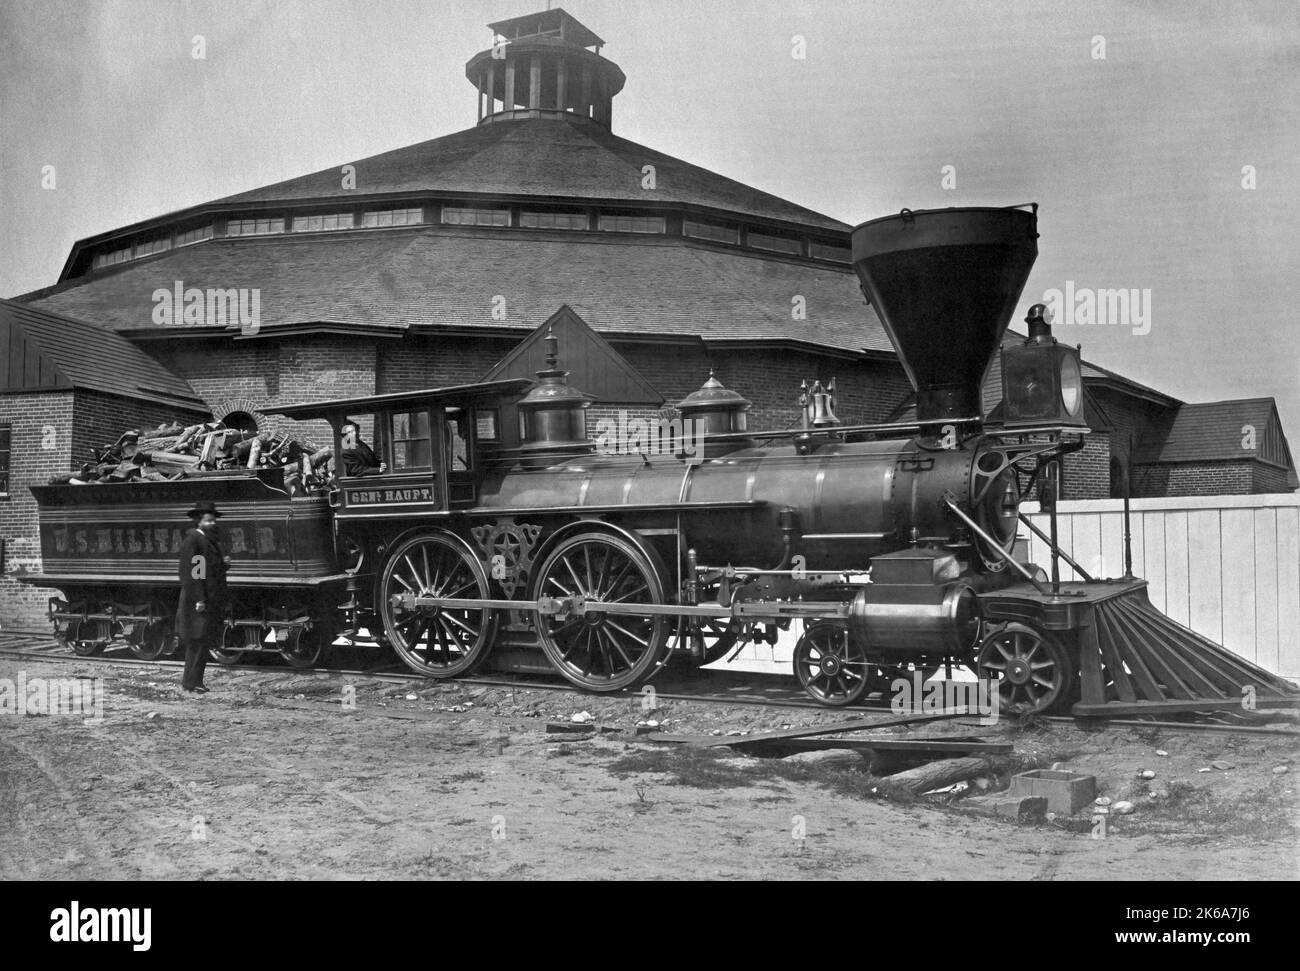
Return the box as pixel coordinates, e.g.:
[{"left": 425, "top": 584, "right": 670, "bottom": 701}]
[
  {"left": 1062, "top": 434, "right": 1111, "bottom": 500},
  {"left": 377, "top": 334, "right": 517, "bottom": 392},
  {"left": 71, "top": 391, "right": 207, "bottom": 471},
  {"left": 1136, "top": 461, "right": 1259, "bottom": 497},
  {"left": 0, "top": 392, "right": 73, "bottom": 628},
  {"left": 153, "top": 335, "right": 378, "bottom": 450},
  {"left": 1, "top": 390, "right": 210, "bottom": 629},
  {"left": 1252, "top": 462, "right": 1294, "bottom": 494}
]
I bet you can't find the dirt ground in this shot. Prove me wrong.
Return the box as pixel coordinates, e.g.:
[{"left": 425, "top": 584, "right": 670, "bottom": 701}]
[{"left": 1, "top": 654, "right": 1297, "bottom": 880}]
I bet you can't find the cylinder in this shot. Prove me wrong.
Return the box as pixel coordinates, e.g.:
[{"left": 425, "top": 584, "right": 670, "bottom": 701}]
[{"left": 849, "top": 581, "right": 982, "bottom": 656}]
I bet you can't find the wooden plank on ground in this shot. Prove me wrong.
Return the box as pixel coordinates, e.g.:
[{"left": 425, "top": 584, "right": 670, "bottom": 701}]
[{"left": 644, "top": 709, "right": 975, "bottom": 748}]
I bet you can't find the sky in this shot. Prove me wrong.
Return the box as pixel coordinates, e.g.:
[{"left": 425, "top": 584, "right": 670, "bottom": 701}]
[{"left": 1, "top": 0, "right": 1297, "bottom": 438}]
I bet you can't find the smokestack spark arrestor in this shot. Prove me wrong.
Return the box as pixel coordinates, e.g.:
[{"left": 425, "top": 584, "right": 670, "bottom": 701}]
[{"left": 850, "top": 205, "right": 1039, "bottom": 428}]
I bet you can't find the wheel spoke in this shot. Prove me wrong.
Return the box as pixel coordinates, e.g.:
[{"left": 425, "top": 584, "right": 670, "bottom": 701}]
[
  {"left": 546, "top": 575, "right": 576, "bottom": 597},
  {"left": 606, "top": 583, "right": 649, "bottom": 604},
  {"left": 598, "top": 557, "right": 634, "bottom": 600},
  {"left": 563, "top": 554, "right": 586, "bottom": 594},
  {"left": 599, "top": 627, "right": 635, "bottom": 671},
  {"left": 403, "top": 554, "right": 426, "bottom": 593},
  {"left": 604, "top": 618, "right": 650, "bottom": 649},
  {"left": 582, "top": 544, "right": 596, "bottom": 594},
  {"left": 441, "top": 611, "right": 480, "bottom": 639}
]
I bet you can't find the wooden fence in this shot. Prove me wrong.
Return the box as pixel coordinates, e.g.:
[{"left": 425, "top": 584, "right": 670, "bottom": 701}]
[{"left": 1021, "top": 495, "right": 1300, "bottom": 678}]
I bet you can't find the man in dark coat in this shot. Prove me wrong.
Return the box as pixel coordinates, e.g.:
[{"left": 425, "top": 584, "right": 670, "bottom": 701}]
[
  {"left": 176, "top": 501, "right": 230, "bottom": 693},
  {"left": 340, "top": 420, "right": 386, "bottom": 477}
]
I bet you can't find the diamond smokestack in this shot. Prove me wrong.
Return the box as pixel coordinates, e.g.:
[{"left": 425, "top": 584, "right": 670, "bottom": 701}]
[{"left": 850, "top": 205, "right": 1039, "bottom": 425}]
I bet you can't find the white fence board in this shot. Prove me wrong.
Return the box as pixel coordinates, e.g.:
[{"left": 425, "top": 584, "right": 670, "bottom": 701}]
[
  {"left": 1219, "top": 510, "right": 1256, "bottom": 662},
  {"left": 1276, "top": 505, "right": 1300, "bottom": 678},
  {"left": 1024, "top": 495, "right": 1299, "bottom": 678},
  {"left": 1142, "top": 512, "right": 1166, "bottom": 612},
  {"left": 1165, "top": 511, "right": 1191, "bottom": 625},
  {"left": 1253, "top": 508, "right": 1279, "bottom": 674}
]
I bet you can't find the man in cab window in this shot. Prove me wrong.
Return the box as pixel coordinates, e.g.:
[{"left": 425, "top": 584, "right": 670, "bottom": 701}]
[{"left": 341, "top": 420, "right": 387, "bottom": 476}]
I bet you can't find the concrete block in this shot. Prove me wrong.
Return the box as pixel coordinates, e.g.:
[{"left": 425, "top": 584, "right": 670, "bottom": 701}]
[{"left": 1009, "top": 768, "right": 1097, "bottom": 814}]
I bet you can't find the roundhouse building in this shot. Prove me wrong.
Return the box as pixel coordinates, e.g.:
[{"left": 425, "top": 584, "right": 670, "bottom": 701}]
[{"left": 2, "top": 8, "right": 1295, "bottom": 628}]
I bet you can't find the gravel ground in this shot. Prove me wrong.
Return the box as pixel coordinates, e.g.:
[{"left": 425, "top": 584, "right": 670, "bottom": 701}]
[{"left": 1, "top": 655, "right": 1297, "bottom": 880}]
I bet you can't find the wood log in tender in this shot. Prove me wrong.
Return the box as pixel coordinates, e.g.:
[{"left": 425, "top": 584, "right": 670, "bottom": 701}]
[
  {"left": 138, "top": 448, "right": 200, "bottom": 465},
  {"left": 173, "top": 424, "right": 204, "bottom": 450}
]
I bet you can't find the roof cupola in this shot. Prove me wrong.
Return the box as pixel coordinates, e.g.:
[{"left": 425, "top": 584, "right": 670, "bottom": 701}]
[{"left": 465, "top": 9, "right": 626, "bottom": 129}]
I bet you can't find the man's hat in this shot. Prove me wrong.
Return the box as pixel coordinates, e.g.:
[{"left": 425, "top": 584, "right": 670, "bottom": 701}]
[{"left": 186, "top": 501, "right": 223, "bottom": 519}]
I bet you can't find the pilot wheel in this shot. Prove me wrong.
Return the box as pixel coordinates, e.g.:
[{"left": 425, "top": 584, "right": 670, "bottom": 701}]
[{"left": 793, "top": 622, "right": 874, "bottom": 707}]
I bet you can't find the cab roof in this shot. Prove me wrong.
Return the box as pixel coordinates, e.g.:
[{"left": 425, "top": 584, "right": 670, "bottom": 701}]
[{"left": 268, "top": 378, "right": 533, "bottom": 421}]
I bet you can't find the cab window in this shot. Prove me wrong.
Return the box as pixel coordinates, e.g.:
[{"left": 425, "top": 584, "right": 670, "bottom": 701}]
[
  {"left": 390, "top": 410, "right": 433, "bottom": 471},
  {"left": 445, "top": 408, "right": 471, "bottom": 470}
]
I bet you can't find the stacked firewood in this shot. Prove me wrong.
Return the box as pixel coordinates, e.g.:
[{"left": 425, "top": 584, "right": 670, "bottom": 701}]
[{"left": 52, "top": 421, "right": 334, "bottom": 494}]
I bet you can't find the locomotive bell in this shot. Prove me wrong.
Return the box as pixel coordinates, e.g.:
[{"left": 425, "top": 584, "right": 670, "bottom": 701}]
[
  {"left": 801, "top": 379, "right": 840, "bottom": 428},
  {"left": 999, "top": 304, "right": 1088, "bottom": 428}
]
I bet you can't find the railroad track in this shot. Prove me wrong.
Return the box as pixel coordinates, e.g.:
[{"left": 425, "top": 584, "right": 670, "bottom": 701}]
[
  {"left": 2, "top": 629, "right": 1295, "bottom": 734},
  {"left": 0, "top": 629, "right": 844, "bottom": 712}
]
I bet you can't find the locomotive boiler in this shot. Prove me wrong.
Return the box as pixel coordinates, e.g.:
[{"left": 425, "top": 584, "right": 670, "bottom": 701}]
[{"left": 24, "top": 204, "right": 1300, "bottom": 717}]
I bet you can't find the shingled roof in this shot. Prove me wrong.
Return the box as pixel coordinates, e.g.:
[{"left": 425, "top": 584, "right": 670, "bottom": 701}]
[
  {"left": 1136, "top": 398, "right": 1296, "bottom": 471},
  {"left": 210, "top": 117, "right": 848, "bottom": 233},
  {"left": 0, "top": 298, "right": 205, "bottom": 409},
  {"left": 23, "top": 228, "right": 891, "bottom": 355}
]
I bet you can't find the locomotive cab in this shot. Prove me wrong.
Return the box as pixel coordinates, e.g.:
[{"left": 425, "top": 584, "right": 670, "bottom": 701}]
[{"left": 271, "top": 380, "right": 532, "bottom": 516}]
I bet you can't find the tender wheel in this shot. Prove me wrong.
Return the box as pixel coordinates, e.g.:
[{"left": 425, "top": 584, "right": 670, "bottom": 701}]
[
  {"left": 131, "top": 611, "right": 175, "bottom": 661},
  {"left": 793, "top": 622, "right": 873, "bottom": 707},
  {"left": 279, "top": 625, "right": 326, "bottom": 669},
  {"left": 378, "top": 532, "right": 497, "bottom": 678},
  {"left": 976, "top": 622, "right": 1074, "bottom": 715},
  {"left": 211, "top": 624, "right": 257, "bottom": 665},
  {"left": 69, "top": 617, "right": 112, "bottom": 657},
  {"left": 533, "top": 532, "right": 670, "bottom": 691}
]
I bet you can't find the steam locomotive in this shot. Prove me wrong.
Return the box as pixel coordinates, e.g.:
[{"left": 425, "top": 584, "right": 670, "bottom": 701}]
[{"left": 26, "top": 205, "right": 1300, "bottom": 716}]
